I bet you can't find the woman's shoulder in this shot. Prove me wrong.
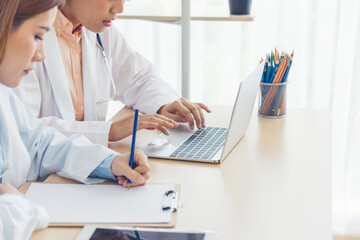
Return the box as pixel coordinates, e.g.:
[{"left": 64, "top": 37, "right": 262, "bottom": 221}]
[
  {"left": 0, "top": 84, "right": 27, "bottom": 110},
  {"left": 0, "top": 84, "right": 17, "bottom": 115},
  {"left": 0, "top": 84, "right": 13, "bottom": 98}
]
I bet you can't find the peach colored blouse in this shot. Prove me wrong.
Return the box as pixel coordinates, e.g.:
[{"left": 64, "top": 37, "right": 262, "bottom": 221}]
[{"left": 53, "top": 11, "right": 84, "bottom": 121}]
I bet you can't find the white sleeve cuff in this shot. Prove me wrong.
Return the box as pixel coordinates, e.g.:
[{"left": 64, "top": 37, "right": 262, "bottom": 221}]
[
  {"left": 0, "top": 193, "right": 49, "bottom": 239},
  {"left": 40, "top": 116, "right": 112, "bottom": 146}
]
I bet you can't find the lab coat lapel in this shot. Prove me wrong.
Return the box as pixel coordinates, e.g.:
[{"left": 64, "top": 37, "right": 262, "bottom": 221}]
[
  {"left": 82, "top": 30, "right": 97, "bottom": 120},
  {"left": 43, "top": 28, "right": 75, "bottom": 120}
]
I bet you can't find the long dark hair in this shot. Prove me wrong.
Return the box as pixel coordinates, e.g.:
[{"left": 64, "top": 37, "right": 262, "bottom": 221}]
[{"left": 0, "top": 0, "right": 63, "bottom": 62}]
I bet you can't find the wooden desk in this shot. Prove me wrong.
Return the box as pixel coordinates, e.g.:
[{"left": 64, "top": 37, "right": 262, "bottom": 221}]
[{"left": 29, "top": 107, "right": 332, "bottom": 240}]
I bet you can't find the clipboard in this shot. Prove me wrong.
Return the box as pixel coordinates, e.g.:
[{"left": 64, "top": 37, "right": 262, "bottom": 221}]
[{"left": 20, "top": 175, "right": 180, "bottom": 228}]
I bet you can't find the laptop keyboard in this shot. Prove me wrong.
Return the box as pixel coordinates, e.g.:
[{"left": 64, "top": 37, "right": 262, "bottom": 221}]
[{"left": 169, "top": 127, "right": 228, "bottom": 160}]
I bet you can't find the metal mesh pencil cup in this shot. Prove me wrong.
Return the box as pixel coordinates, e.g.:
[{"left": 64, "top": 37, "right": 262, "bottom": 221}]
[{"left": 258, "top": 82, "right": 288, "bottom": 118}]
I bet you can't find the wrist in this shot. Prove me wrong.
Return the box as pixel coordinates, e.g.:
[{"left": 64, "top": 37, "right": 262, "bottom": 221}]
[
  {"left": 108, "top": 122, "right": 116, "bottom": 141},
  {"left": 110, "top": 156, "right": 117, "bottom": 175},
  {"left": 157, "top": 105, "right": 165, "bottom": 114}
]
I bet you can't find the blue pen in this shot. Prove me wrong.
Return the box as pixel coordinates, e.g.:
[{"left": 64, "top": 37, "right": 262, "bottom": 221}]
[
  {"left": 127, "top": 109, "right": 139, "bottom": 189},
  {"left": 134, "top": 230, "right": 141, "bottom": 240}
]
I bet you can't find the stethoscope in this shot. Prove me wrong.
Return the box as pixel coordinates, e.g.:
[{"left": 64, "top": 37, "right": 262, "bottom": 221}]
[
  {"left": 96, "top": 33, "right": 117, "bottom": 104},
  {"left": 0, "top": 163, "right": 11, "bottom": 181}
]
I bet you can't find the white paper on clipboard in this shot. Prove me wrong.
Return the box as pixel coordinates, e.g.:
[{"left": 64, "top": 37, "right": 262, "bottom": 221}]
[{"left": 25, "top": 183, "right": 176, "bottom": 224}]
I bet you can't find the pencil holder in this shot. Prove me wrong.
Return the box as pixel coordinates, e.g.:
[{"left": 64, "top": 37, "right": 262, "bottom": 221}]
[{"left": 258, "top": 82, "right": 288, "bottom": 118}]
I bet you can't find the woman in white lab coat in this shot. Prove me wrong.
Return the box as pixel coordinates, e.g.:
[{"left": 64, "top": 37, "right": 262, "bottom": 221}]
[
  {"left": 14, "top": 0, "right": 211, "bottom": 146},
  {"left": 0, "top": 0, "right": 150, "bottom": 238}
]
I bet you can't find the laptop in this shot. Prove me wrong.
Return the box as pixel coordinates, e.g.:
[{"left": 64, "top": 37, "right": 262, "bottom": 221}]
[{"left": 143, "top": 62, "right": 264, "bottom": 163}]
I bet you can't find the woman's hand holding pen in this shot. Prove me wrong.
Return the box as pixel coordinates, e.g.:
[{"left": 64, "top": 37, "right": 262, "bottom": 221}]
[
  {"left": 108, "top": 113, "right": 179, "bottom": 142},
  {"left": 157, "top": 98, "right": 211, "bottom": 130},
  {"left": 110, "top": 149, "right": 150, "bottom": 187}
]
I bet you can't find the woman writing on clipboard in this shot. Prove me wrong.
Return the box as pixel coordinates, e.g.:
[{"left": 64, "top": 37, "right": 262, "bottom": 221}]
[{"left": 0, "top": 0, "right": 150, "bottom": 238}]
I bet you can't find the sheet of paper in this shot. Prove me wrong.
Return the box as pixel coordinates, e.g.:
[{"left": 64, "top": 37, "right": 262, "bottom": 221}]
[{"left": 25, "top": 183, "right": 175, "bottom": 224}]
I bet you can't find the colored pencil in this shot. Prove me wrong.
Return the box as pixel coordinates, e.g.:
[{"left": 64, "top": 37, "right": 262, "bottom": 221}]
[{"left": 259, "top": 49, "right": 294, "bottom": 117}]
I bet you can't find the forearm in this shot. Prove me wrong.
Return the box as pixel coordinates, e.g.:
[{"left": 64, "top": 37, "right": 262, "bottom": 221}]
[
  {"left": 123, "top": 76, "right": 180, "bottom": 114},
  {"left": 40, "top": 116, "right": 112, "bottom": 146},
  {"left": 0, "top": 194, "right": 49, "bottom": 240},
  {"left": 22, "top": 115, "right": 116, "bottom": 183}
]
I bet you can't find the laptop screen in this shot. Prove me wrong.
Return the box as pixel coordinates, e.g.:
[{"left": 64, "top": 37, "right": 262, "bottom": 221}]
[{"left": 220, "top": 62, "right": 265, "bottom": 160}]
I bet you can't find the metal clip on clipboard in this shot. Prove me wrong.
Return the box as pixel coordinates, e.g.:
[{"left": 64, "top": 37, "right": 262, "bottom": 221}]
[{"left": 162, "top": 190, "right": 178, "bottom": 212}]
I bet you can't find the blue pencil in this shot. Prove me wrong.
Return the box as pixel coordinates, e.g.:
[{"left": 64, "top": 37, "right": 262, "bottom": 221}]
[
  {"left": 127, "top": 109, "right": 139, "bottom": 189},
  {"left": 281, "top": 59, "right": 292, "bottom": 83},
  {"left": 262, "top": 63, "right": 267, "bottom": 82},
  {"left": 265, "top": 61, "right": 272, "bottom": 83},
  {"left": 270, "top": 59, "right": 279, "bottom": 83}
]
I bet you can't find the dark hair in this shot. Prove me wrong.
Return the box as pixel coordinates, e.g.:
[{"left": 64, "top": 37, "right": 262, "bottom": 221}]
[
  {"left": 13, "top": 0, "right": 64, "bottom": 29},
  {"left": 0, "top": 0, "right": 64, "bottom": 62}
]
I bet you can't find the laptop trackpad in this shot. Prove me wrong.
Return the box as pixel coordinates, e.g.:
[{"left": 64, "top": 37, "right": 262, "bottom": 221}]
[{"left": 143, "top": 124, "right": 195, "bottom": 157}]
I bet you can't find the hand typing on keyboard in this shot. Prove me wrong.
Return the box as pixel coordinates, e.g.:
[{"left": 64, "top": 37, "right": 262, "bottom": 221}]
[{"left": 157, "top": 98, "right": 211, "bottom": 130}]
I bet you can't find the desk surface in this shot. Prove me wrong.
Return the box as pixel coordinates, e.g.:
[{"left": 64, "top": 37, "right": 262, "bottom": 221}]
[{"left": 29, "top": 107, "right": 332, "bottom": 240}]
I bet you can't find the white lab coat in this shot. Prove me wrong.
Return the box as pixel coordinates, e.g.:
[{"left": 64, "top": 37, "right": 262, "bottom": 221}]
[
  {"left": 0, "top": 84, "right": 116, "bottom": 239},
  {"left": 14, "top": 25, "right": 179, "bottom": 146},
  {"left": 0, "top": 194, "right": 49, "bottom": 240}
]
